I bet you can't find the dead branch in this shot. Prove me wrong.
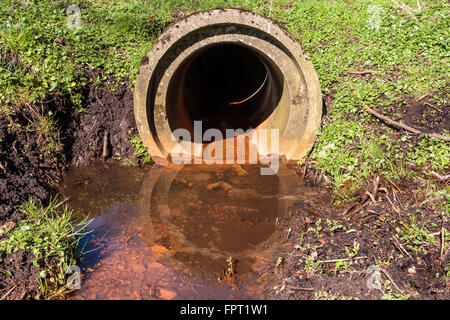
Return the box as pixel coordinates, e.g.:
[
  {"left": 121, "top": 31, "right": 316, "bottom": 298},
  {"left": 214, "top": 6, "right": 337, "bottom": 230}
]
[
  {"left": 348, "top": 70, "right": 381, "bottom": 75},
  {"left": 392, "top": 235, "right": 413, "bottom": 260},
  {"left": 0, "top": 285, "right": 16, "bottom": 300},
  {"left": 365, "top": 106, "right": 450, "bottom": 142},
  {"left": 441, "top": 227, "right": 446, "bottom": 262},
  {"left": 347, "top": 175, "right": 382, "bottom": 215},
  {"left": 431, "top": 171, "right": 450, "bottom": 181},
  {"left": 443, "top": 248, "right": 450, "bottom": 267},
  {"left": 289, "top": 286, "right": 314, "bottom": 291},
  {"left": 102, "top": 131, "right": 109, "bottom": 161},
  {"left": 424, "top": 102, "right": 443, "bottom": 113},
  {"left": 255, "top": 265, "right": 274, "bottom": 280},
  {"left": 391, "top": 0, "right": 422, "bottom": 16},
  {"left": 380, "top": 268, "right": 405, "bottom": 294}
]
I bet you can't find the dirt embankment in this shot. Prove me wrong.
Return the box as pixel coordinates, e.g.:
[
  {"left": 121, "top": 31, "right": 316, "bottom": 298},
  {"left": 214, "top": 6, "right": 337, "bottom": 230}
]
[{"left": 0, "top": 74, "right": 137, "bottom": 298}]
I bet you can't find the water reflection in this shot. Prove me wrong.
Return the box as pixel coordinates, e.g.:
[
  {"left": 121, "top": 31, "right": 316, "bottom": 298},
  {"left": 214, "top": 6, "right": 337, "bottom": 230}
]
[{"left": 60, "top": 162, "right": 312, "bottom": 299}]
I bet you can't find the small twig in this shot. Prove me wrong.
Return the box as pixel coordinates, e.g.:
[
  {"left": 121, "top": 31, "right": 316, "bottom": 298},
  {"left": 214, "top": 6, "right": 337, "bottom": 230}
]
[
  {"left": 391, "top": 0, "right": 417, "bottom": 15},
  {"left": 254, "top": 265, "right": 274, "bottom": 280},
  {"left": 0, "top": 285, "right": 16, "bottom": 300},
  {"left": 443, "top": 248, "right": 450, "bottom": 267},
  {"left": 440, "top": 227, "right": 445, "bottom": 261},
  {"left": 348, "top": 175, "right": 381, "bottom": 216},
  {"left": 318, "top": 256, "right": 367, "bottom": 264},
  {"left": 371, "top": 174, "right": 381, "bottom": 200},
  {"left": 392, "top": 235, "right": 413, "bottom": 260},
  {"left": 417, "top": 94, "right": 428, "bottom": 101},
  {"left": 416, "top": 0, "right": 422, "bottom": 11},
  {"left": 365, "top": 106, "right": 450, "bottom": 142},
  {"left": 289, "top": 286, "right": 314, "bottom": 291},
  {"left": 348, "top": 70, "right": 381, "bottom": 75},
  {"left": 342, "top": 203, "right": 356, "bottom": 215},
  {"left": 424, "top": 102, "right": 443, "bottom": 113},
  {"left": 286, "top": 227, "right": 292, "bottom": 241},
  {"left": 379, "top": 268, "right": 404, "bottom": 294},
  {"left": 365, "top": 190, "right": 376, "bottom": 203},
  {"left": 102, "top": 131, "right": 109, "bottom": 162},
  {"left": 386, "top": 178, "right": 403, "bottom": 194}
]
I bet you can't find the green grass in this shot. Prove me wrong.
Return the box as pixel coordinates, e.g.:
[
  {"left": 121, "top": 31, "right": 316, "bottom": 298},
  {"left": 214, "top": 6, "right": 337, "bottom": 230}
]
[
  {"left": 0, "top": 198, "right": 89, "bottom": 299},
  {"left": 0, "top": 0, "right": 448, "bottom": 196},
  {"left": 130, "top": 136, "right": 153, "bottom": 165}
]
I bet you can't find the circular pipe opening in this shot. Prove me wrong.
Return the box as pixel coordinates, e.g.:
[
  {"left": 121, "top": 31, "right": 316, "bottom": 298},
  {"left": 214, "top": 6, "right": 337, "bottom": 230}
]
[
  {"left": 134, "top": 9, "right": 323, "bottom": 163},
  {"left": 166, "top": 43, "right": 284, "bottom": 139}
]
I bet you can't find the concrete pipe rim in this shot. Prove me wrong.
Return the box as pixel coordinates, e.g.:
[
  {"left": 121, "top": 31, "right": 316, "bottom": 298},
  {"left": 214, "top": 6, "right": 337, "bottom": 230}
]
[{"left": 134, "top": 8, "right": 322, "bottom": 164}]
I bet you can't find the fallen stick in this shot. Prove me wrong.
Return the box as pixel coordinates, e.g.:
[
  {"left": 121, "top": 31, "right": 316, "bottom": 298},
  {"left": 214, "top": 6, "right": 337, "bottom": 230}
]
[
  {"left": 254, "top": 265, "right": 274, "bottom": 280},
  {"left": 348, "top": 174, "right": 381, "bottom": 215},
  {"left": 348, "top": 70, "right": 381, "bottom": 75},
  {"left": 424, "top": 102, "right": 443, "bottom": 113},
  {"left": 289, "top": 286, "right": 314, "bottom": 291},
  {"left": 392, "top": 235, "right": 413, "bottom": 260},
  {"left": 365, "top": 106, "right": 450, "bottom": 142},
  {"left": 431, "top": 171, "right": 450, "bottom": 181},
  {"left": 443, "top": 248, "right": 450, "bottom": 267},
  {"left": 379, "top": 268, "right": 404, "bottom": 294},
  {"left": 102, "top": 131, "right": 109, "bottom": 161},
  {"left": 318, "top": 256, "right": 367, "bottom": 264},
  {"left": 441, "top": 227, "right": 445, "bottom": 261},
  {"left": 0, "top": 285, "right": 16, "bottom": 300}
]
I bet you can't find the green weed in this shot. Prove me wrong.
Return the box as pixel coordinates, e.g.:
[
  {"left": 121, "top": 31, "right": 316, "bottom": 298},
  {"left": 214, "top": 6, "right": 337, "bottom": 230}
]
[{"left": 0, "top": 198, "right": 90, "bottom": 299}]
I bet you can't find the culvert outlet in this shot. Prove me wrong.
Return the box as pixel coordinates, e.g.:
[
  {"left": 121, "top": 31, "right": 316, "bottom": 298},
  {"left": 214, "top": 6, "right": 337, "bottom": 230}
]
[{"left": 134, "top": 9, "right": 322, "bottom": 164}]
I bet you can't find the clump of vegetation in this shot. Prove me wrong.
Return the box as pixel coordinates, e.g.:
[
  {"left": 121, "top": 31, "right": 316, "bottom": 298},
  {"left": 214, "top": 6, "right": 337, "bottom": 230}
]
[
  {"left": 0, "top": 198, "right": 89, "bottom": 299},
  {"left": 397, "top": 212, "right": 437, "bottom": 253},
  {"left": 130, "top": 136, "right": 152, "bottom": 165}
]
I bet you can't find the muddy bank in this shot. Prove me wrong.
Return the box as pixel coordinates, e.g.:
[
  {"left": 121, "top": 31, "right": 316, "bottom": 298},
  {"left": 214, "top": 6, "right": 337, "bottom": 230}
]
[{"left": 0, "top": 74, "right": 137, "bottom": 299}]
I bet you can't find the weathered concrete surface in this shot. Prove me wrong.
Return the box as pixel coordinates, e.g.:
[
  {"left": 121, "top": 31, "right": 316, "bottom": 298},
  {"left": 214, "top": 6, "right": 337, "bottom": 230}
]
[{"left": 134, "top": 9, "right": 322, "bottom": 163}]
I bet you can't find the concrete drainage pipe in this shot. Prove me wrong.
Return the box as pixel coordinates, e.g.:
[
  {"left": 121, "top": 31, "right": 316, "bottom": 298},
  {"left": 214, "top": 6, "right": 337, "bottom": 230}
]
[{"left": 134, "top": 9, "right": 322, "bottom": 164}]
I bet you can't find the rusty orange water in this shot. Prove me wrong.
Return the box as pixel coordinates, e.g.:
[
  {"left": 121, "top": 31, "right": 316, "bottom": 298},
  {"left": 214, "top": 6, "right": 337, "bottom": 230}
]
[{"left": 59, "top": 161, "right": 324, "bottom": 300}]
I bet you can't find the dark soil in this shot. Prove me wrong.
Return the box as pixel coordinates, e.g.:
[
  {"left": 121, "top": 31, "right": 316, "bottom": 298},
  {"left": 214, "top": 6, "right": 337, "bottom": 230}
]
[
  {"left": 374, "top": 94, "right": 449, "bottom": 134},
  {"left": 0, "top": 114, "right": 52, "bottom": 226},
  {"left": 253, "top": 169, "right": 449, "bottom": 300},
  {"left": 0, "top": 250, "right": 41, "bottom": 300},
  {"left": 401, "top": 95, "right": 449, "bottom": 133},
  {"left": 0, "top": 73, "right": 137, "bottom": 299}
]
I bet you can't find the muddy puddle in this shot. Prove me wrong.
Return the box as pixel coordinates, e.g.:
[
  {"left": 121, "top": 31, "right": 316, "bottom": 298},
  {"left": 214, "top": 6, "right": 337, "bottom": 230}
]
[{"left": 59, "top": 161, "right": 330, "bottom": 300}]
